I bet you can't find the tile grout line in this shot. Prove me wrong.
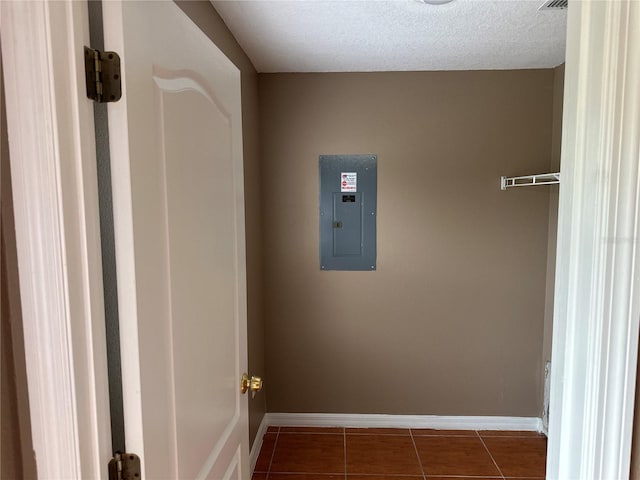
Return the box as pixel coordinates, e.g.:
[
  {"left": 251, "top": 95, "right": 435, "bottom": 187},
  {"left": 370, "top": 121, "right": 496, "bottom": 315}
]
[
  {"left": 269, "top": 472, "right": 346, "bottom": 476},
  {"left": 475, "top": 430, "right": 505, "bottom": 480},
  {"left": 265, "top": 426, "right": 281, "bottom": 478},
  {"left": 344, "top": 427, "right": 347, "bottom": 480},
  {"left": 347, "top": 475, "right": 427, "bottom": 478},
  {"left": 409, "top": 429, "right": 427, "bottom": 480}
]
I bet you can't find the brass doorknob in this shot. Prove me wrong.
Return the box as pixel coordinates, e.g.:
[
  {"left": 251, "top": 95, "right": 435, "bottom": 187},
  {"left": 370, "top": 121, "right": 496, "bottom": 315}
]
[{"left": 241, "top": 373, "right": 263, "bottom": 394}]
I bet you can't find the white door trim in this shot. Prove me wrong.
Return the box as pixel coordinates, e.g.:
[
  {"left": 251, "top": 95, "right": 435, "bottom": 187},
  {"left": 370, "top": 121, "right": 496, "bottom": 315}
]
[
  {"left": 0, "top": 1, "right": 111, "bottom": 478},
  {"left": 548, "top": 1, "right": 640, "bottom": 479}
]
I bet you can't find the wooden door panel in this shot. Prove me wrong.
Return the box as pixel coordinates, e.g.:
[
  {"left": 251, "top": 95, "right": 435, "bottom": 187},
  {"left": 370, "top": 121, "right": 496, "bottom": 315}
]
[
  {"left": 104, "top": 2, "right": 248, "bottom": 478},
  {"left": 159, "top": 79, "right": 239, "bottom": 479}
]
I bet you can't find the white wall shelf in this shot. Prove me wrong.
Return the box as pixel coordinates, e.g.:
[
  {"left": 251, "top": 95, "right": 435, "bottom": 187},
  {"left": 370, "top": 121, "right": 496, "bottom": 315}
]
[{"left": 501, "top": 172, "right": 560, "bottom": 190}]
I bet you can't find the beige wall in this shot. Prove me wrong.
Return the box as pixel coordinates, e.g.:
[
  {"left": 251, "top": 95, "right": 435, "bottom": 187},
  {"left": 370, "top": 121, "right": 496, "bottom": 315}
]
[
  {"left": 543, "top": 64, "right": 564, "bottom": 366},
  {"left": 176, "top": 2, "right": 265, "bottom": 446},
  {"left": 541, "top": 64, "right": 564, "bottom": 427},
  {"left": 259, "top": 70, "right": 555, "bottom": 416}
]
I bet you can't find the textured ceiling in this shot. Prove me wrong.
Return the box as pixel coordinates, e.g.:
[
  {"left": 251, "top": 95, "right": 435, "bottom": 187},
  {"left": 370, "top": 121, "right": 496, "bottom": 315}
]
[{"left": 211, "top": 0, "right": 567, "bottom": 73}]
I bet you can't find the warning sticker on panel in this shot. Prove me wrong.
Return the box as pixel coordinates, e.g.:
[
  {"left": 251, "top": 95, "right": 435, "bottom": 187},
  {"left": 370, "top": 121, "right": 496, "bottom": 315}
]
[{"left": 341, "top": 172, "right": 357, "bottom": 192}]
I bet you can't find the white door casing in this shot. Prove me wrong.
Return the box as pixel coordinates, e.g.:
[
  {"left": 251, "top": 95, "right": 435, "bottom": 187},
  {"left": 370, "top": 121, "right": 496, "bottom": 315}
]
[
  {"left": 103, "top": 2, "right": 249, "bottom": 479},
  {"left": 0, "top": 1, "right": 111, "bottom": 478},
  {"left": 548, "top": 1, "right": 640, "bottom": 479}
]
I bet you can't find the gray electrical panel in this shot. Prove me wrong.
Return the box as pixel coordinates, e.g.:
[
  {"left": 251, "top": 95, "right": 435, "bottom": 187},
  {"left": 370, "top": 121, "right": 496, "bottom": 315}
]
[{"left": 319, "top": 154, "right": 377, "bottom": 271}]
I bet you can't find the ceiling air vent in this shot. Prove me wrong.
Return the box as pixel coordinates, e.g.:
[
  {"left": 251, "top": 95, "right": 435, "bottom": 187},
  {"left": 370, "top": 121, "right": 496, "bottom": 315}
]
[{"left": 539, "top": 0, "right": 568, "bottom": 10}]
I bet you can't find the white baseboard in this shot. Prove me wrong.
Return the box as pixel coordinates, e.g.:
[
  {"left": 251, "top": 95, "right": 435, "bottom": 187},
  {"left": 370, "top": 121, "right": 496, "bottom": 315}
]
[
  {"left": 263, "top": 412, "right": 542, "bottom": 432},
  {"left": 249, "top": 415, "right": 270, "bottom": 473}
]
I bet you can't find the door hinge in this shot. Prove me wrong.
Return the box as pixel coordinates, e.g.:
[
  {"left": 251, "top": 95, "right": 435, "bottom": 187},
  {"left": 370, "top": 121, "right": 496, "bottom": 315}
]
[
  {"left": 108, "top": 452, "right": 141, "bottom": 480},
  {"left": 84, "top": 46, "right": 122, "bottom": 103}
]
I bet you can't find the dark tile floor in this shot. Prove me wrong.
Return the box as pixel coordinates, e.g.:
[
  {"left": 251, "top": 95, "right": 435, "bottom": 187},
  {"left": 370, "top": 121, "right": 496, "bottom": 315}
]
[{"left": 253, "top": 427, "right": 547, "bottom": 480}]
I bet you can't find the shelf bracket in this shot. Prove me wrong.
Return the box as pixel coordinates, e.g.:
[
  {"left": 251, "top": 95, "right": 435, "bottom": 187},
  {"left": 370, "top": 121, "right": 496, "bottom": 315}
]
[{"left": 501, "top": 172, "right": 560, "bottom": 190}]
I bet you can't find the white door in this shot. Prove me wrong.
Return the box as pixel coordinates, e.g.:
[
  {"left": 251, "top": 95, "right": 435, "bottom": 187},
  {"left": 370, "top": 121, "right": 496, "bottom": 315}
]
[{"left": 103, "top": 2, "right": 249, "bottom": 479}]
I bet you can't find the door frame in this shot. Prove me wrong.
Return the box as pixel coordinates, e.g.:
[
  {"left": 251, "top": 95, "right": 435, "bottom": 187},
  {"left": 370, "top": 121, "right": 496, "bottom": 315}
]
[
  {"left": 0, "top": 1, "right": 111, "bottom": 478},
  {"left": 2, "top": 1, "right": 640, "bottom": 479},
  {"left": 547, "top": 1, "right": 640, "bottom": 478}
]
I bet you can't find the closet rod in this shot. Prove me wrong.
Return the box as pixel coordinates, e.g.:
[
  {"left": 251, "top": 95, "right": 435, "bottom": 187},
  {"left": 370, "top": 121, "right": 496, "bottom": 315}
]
[{"left": 501, "top": 172, "right": 560, "bottom": 190}]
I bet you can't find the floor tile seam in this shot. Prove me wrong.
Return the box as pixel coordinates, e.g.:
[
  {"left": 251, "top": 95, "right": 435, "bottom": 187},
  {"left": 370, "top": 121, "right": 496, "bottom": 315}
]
[
  {"left": 275, "top": 429, "right": 345, "bottom": 432},
  {"left": 349, "top": 473, "right": 422, "bottom": 478},
  {"left": 423, "top": 476, "right": 506, "bottom": 478},
  {"left": 423, "top": 476, "right": 505, "bottom": 479},
  {"left": 498, "top": 477, "right": 545, "bottom": 479},
  {"left": 411, "top": 431, "right": 477, "bottom": 434},
  {"left": 344, "top": 428, "right": 347, "bottom": 480},
  {"left": 277, "top": 432, "right": 346, "bottom": 435},
  {"left": 272, "top": 430, "right": 503, "bottom": 437},
  {"left": 476, "top": 431, "right": 506, "bottom": 480},
  {"left": 408, "top": 428, "right": 427, "bottom": 480},
  {"left": 345, "top": 428, "right": 409, "bottom": 437},
  {"left": 266, "top": 428, "right": 281, "bottom": 475},
  {"left": 266, "top": 474, "right": 434, "bottom": 478},
  {"left": 268, "top": 471, "right": 344, "bottom": 476}
]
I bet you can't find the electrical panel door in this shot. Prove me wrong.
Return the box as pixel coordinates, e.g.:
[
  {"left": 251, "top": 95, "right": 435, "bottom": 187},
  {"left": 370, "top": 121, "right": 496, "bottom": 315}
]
[
  {"left": 319, "top": 154, "right": 377, "bottom": 271},
  {"left": 332, "top": 192, "right": 362, "bottom": 256}
]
